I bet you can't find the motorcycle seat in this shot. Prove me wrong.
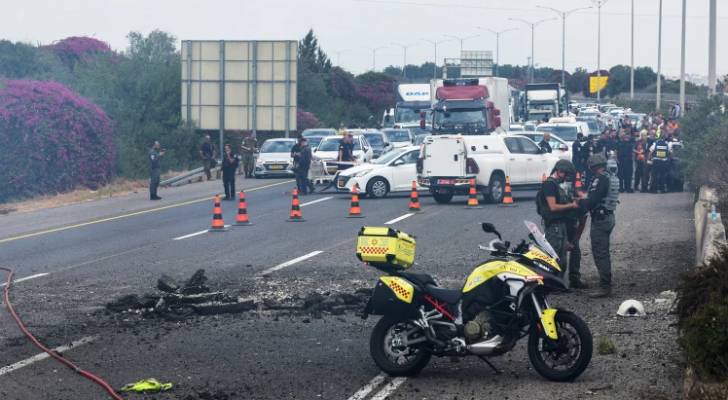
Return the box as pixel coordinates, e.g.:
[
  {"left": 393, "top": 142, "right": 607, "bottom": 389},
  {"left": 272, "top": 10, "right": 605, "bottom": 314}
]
[
  {"left": 400, "top": 272, "right": 436, "bottom": 287},
  {"left": 424, "top": 284, "right": 461, "bottom": 305}
]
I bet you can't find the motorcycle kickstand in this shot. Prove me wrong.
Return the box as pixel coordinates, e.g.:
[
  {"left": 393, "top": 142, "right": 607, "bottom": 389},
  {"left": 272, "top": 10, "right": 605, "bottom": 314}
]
[{"left": 477, "top": 356, "right": 502, "bottom": 375}]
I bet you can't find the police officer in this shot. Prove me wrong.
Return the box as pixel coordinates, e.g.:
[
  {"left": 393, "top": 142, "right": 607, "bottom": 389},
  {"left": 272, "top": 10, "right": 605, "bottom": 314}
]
[
  {"left": 537, "top": 160, "right": 580, "bottom": 272},
  {"left": 149, "top": 140, "right": 164, "bottom": 200},
  {"left": 579, "top": 154, "right": 619, "bottom": 298},
  {"left": 538, "top": 132, "right": 553, "bottom": 153},
  {"left": 240, "top": 133, "right": 257, "bottom": 178},
  {"left": 649, "top": 134, "right": 670, "bottom": 193}
]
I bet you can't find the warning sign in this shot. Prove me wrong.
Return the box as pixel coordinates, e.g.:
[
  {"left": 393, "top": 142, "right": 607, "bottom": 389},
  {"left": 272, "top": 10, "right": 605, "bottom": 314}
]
[{"left": 589, "top": 76, "right": 609, "bottom": 94}]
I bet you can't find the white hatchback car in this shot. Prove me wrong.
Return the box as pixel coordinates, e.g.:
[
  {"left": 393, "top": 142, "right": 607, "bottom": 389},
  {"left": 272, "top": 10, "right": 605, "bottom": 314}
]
[
  {"left": 336, "top": 146, "right": 421, "bottom": 198},
  {"left": 253, "top": 138, "right": 296, "bottom": 178}
]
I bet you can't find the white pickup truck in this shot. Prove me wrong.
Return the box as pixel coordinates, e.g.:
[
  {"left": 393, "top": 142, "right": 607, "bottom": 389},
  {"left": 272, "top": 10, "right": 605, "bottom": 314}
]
[{"left": 417, "top": 134, "right": 560, "bottom": 204}]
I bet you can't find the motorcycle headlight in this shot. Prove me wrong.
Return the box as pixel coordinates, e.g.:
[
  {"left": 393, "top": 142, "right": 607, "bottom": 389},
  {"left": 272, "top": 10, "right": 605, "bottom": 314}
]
[{"left": 353, "top": 169, "right": 373, "bottom": 178}]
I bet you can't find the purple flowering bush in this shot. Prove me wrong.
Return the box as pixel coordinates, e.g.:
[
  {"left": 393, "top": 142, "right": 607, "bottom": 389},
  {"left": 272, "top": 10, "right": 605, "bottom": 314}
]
[
  {"left": 45, "top": 36, "right": 112, "bottom": 68},
  {"left": 0, "top": 79, "right": 114, "bottom": 201},
  {"left": 297, "top": 109, "right": 320, "bottom": 131}
]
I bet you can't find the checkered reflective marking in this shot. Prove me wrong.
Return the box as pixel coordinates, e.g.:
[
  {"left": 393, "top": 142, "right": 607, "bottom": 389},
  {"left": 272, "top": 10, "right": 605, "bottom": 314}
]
[{"left": 380, "top": 276, "right": 414, "bottom": 303}]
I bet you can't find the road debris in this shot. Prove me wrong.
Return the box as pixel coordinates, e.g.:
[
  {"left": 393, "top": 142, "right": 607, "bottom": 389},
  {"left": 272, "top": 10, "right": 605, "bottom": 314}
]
[{"left": 617, "top": 299, "right": 647, "bottom": 317}]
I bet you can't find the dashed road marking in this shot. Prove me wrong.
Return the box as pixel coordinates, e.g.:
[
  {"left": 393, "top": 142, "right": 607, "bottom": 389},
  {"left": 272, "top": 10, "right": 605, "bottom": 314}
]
[
  {"left": 300, "top": 196, "right": 333, "bottom": 207},
  {"left": 0, "top": 273, "right": 49, "bottom": 288},
  {"left": 385, "top": 213, "right": 414, "bottom": 225},
  {"left": 0, "top": 336, "right": 97, "bottom": 377},
  {"left": 370, "top": 377, "right": 407, "bottom": 400},
  {"left": 0, "top": 180, "right": 294, "bottom": 245},
  {"left": 345, "top": 373, "right": 387, "bottom": 400},
  {"left": 172, "top": 225, "right": 231, "bottom": 241},
  {"left": 260, "top": 250, "right": 323, "bottom": 275}
]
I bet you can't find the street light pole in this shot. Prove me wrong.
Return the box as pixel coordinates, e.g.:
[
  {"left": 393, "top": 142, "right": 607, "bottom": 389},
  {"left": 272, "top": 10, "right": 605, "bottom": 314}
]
[
  {"left": 679, "top": 0, "right": 686, "bottom": 117},
  {"left": 365, "top": 46, "right": 387, "bottom": 71},
  {"left": 708, "top": 0, "right": 717, "bottom": 95},
  {"left": 421, "top": 38, "right": 453, "bottom": 79},
  {"left": 510, "top": 17, "right": 556, "bottom": 84},
  {"left": 444, "top": 34, "right": 480, "bottom": 56},
  {"left": 656, "top": 0, "right": 663, "bottom": 111},
  {"left": 536, "top": 6, "right": 592, "bottom": 88},
  {"left": 477, "top": 27, "right": 517, "bottom": 77},
  {"left": 630, "top": 0, "right": 635, "bottom": 100},
  {"left": 391, "top": 43, "right": 417, "bottom": 79},
  {"left": 590, "top": 0, "right": 609, "bottom": 102},
  {"left": 333, "top": 49, "right": 350, "bottom": 66}
]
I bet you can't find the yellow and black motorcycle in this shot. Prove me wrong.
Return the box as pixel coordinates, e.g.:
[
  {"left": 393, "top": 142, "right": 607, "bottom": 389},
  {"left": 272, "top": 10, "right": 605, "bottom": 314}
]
[{"left": 357, "top": 221, "right": 592, "bottom": 381}]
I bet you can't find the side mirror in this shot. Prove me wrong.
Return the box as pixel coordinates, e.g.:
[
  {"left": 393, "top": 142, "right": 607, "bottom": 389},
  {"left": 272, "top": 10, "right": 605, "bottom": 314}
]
[{"left": 482, "top": 222, "right": 502, "bottom": 240}]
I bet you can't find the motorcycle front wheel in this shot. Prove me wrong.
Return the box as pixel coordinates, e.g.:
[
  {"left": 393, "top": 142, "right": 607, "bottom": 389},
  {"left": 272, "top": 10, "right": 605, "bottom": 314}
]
[
  {"left": 370, "top": 316, "right": 431, "bottom": 376},
  {"left": 527, "top": 311, "right": 593, "bottom": 382}
]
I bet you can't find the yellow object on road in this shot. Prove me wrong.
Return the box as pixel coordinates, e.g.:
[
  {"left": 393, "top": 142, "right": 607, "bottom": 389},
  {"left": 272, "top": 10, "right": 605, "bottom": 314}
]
[{"left": 120, "top": 378, "right": 173, "bottom": 393}]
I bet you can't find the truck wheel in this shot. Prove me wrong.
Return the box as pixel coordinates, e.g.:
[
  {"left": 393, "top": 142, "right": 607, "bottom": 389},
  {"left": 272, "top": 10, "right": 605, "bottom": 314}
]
[
  {"left": 484, "top": 174, "right": 505, "bottom": 204},
  {"left": 432, "top": 192, "right": 453, "bottom": 204}
]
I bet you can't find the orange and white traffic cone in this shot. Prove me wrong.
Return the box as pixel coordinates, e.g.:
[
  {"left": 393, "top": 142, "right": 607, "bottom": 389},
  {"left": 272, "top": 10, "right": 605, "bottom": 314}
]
[
  {"left": 234, "top": 190, "right": 253, "bottom": 226},
  {"left": 287, "top": 188, "right": 305, "bottom": 222},
  {"left": 208, "top": 194, "right": 228, "bottom": 232},
  {"left": 408, "top": 181, "right": 422, "bottom": 213},
  {"left": 347, "top": 184, "right": 364, "bottom": 218},
  {"left": 499, "top": 176, "right": 515, "bottom": 207},
  {"left": 465, "top": 179, "right": 482, "bottom": 209}
]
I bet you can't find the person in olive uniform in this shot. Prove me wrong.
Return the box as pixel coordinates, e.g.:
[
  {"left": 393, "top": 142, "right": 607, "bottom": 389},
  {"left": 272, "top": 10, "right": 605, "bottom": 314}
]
[
  {"left": 579, "top": 154, "right": 620, "bottom": 298},
  {"left": 200, "top": 135, "right": 214, "bottom": 181},
  {"left": 537, "top": 159, "right": 580, "bottom": 273},
  {"left": 149, "top": 140, "right": 165, "bottom": 200},
  {"left": 241, "top": 133, "right": 257, "bottom": 178},
  {"left": 221, "top": 144, "right": 239, "bottom": 200}
]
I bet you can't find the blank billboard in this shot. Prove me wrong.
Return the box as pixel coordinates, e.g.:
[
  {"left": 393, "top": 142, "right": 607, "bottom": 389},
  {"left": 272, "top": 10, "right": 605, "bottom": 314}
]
[{"left": 181, "top": 40, "right": 297, "bottom": 132}]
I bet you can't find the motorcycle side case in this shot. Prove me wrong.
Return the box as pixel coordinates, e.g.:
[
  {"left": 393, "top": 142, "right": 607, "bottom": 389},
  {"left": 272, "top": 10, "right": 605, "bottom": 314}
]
[{"left": 363, "top": 276, "right": 421, "bottom": 320}]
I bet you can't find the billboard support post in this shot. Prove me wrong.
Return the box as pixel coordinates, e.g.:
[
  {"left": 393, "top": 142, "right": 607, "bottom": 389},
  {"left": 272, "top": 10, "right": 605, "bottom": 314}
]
[{"left": 218, "top": 40, "right": 225, "bottom": 158}]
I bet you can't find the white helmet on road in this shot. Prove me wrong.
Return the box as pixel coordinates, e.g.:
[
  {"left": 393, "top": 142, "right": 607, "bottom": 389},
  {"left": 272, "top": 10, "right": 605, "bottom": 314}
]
[{"left": 617, "top": 299, "right": 646, "bottom": 317}]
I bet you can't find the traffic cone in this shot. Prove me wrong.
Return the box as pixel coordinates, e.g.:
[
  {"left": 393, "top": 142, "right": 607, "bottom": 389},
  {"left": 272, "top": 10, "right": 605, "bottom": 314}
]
[
  {"left": 499, "top": 176, "right": 515, "bottom": 207},
  {"left": 287, "top": 188, "right": 305, "bottom": 222},
  {"left": 465, "top": 178, "right": 482, "bottom": 209},
  {"left": 208, "top": 194, "right": 228, "bottom": 232},
  {"left": 575, "top": 172, "right": 584, "bottom": 196},
  {"left": 234, "top": 190, "right": 253, "bottom": 226},
  {"left": 347, "top": 184, "right": 365, "bottom": 218},
  {"left": 408, "top": 181, "right": 422, "bottom": 213}
]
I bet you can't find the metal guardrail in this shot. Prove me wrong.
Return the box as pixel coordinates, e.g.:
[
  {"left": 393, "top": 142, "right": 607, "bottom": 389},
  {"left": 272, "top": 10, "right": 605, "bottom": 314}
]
[{"left": 161, "top": 162, "right": 221, "bottom": 187}]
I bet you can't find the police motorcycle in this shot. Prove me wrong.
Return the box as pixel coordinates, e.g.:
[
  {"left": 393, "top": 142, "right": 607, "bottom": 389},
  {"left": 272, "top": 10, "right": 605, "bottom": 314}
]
[{"left": 358, "top": 221, "right": 593, "bottom": 381}]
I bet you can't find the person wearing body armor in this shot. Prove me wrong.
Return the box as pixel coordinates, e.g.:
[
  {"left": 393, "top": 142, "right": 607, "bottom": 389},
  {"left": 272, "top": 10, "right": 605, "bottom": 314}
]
[
  {"left": 537, "top": 160, "right": 581, "bottom": 274},
  {"left": 579, "top": 154, "right": 619, "bottom": 298},
  {"left": 649, "top": 136, "right": 670, "bottom": 193}
]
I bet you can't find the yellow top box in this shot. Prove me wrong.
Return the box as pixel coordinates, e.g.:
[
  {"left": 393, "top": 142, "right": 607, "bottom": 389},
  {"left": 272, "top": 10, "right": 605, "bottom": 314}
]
[{"left": 356, "top": 227, "right": 416, "bottom": 270}]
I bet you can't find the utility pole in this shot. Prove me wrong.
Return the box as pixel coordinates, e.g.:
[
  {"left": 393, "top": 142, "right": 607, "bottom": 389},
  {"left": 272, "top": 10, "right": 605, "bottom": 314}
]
[
  {"left": 477, "top": 27, "right": 517, "bottom": 77},
  {"left": 656, "top": 0, "right": 663, "bottom": 110},
  {"left": 536, "top": 5, "right": 592, "bottom": 88},
  {"left": 630, "top": 0, "right": 635, "bottom": 100},
  {"left": 421, "top": 38, "right": 453, "bottom": 79},
  {"left": 679, "top": 0, "right": 686, "bottom": 117},
  {"left": 365, "top": 46, "right": 387, "bottom": 72},
  {"left": 391, "top": 43, "right": 417, "bottom": 79},
  {"left": 708, "top": 0, "right": 717, "bottom": 95},
  {"left": 590, "top": 0, "right": 609, "bottom": 102},
  {"left": 510, "top": 17, "right": 556, "bottom": 84}
]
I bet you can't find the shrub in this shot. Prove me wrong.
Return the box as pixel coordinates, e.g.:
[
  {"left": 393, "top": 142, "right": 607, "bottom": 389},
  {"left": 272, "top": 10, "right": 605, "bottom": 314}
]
[
  {"left": 676, "top": 246, "right": 728, "bottom": 380},
  {"left": 297, "top": 109, "right": 320, "bottom": 131},
  {"left": 44, "top": 36, "right": 112, "bottom": 68},
  {"left": 0, "top": 79, "right": 114, "bottom": 201}
]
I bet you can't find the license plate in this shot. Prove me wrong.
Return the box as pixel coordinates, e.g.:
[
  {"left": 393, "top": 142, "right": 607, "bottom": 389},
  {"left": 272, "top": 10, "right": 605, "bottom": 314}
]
[
  {"left": 437, "top": 179, "right": 455, "bottom": 185},
  {"left": 269, "top": 165, "right": 284, "bottom": 170}
]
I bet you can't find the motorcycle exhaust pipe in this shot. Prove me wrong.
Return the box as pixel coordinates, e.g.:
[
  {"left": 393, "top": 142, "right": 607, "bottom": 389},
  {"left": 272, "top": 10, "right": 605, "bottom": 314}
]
[{"left": 466, "top": 335, "right": 503, "bottom": 355}]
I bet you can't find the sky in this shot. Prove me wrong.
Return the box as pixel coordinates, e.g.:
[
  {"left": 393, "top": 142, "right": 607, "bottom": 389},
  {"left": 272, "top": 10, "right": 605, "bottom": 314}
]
[{"left": 2, "top": 0, "right": 725, "bottom": 79}]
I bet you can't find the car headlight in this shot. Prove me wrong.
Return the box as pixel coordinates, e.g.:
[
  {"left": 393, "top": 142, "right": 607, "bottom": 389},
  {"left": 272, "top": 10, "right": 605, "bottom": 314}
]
[
  {"left": 353, "top": 169, "right": 373, "bottom": 178},
  {"left": 256, "top": 159, "right": 265, "bottom": 166}
]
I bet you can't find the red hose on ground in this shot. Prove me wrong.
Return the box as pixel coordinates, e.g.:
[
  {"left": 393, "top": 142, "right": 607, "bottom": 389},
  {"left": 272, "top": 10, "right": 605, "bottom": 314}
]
[{"left": 1, "top": 267, "right": 124, "bottom": 400}]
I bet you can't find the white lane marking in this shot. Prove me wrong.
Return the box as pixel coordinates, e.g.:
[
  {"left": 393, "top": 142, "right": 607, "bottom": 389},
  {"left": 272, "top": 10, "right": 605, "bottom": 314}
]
[
  {"left": 346, "top": 373, "right": 387, "bottom": 400},
  {"left": 260, "top": 250, "right": 323, "bottom": 275},
  {"left": 300, "top": 196, "right": 333, "bottom": 207},
  {"left": 173, "top": 230, "right": 208, "bottom": 241},
  {"left": 0, "top": 336, "right": 97, "bottom": 376},
  {"left": 370, "top": 377, "right": 407, "bottom": 400},
  {"left": 173, "top": 225, "right": 231, "bottom": 241},
  {"left": 385, "top": 213, "right": 414, "bottom": 225},
  {"left": 0, "top": 273, "right": 49, "bottom": 288}
]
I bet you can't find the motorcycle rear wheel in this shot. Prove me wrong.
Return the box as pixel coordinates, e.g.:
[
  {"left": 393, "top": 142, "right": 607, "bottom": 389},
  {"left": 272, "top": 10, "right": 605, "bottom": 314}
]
[
  {"left": 527, "top": 311, "right": 592, "bottom": 382},
  {"left": 370, "top": 316, "right": 431, "bottom": 376}
]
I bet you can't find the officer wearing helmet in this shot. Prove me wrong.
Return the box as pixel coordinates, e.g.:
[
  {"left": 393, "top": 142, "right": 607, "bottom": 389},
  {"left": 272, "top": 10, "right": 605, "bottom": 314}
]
[
  {"left": 537, "top": 159, "right": 581, "bottom": 272},
  {"left": 579, "top": 153, "right": 620, "bottom": 298}
]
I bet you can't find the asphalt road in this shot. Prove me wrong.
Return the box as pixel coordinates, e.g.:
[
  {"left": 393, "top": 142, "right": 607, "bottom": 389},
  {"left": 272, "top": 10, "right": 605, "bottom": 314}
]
[{"left": 0, "top": 178, "right": 693, "bottom": 400}]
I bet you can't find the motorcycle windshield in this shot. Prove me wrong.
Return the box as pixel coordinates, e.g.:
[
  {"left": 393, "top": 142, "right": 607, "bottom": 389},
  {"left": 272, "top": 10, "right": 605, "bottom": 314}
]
[{"left": 524, "top": 220, "right": 559, "bottom": 260}]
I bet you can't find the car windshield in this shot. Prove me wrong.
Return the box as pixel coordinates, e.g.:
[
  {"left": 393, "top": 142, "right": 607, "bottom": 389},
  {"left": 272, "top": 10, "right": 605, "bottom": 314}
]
[
  {"left": 363, "top": 134, "right": 385, "bottom": 147},
  {"left": 384, "top": 130, "right": 411, "bottom": 143},
  {"left": 260, "top": 140, "right": 294, "bottom": 153},
  {"left": 302, "top": 129, "right": 334, "bottom": 137},
  {"left": 317, "top": 137, "right": 361, "bottom": 152},
  {"left": 537, "top": 125, "right": 578, "bottom": 141},
  {"left": 524, "top": 220, "right": 559, "bottom": 260},
  {"left": 434, "top": 109, "right": 485, "bottom": 126},
  {"left": 307, "top": 137, "right": 323, "bottom": 148},
  {"left": 372, "top": 148, "right": 408, "bottom": 165},
  {"left": 395, "top": 108, "right": 431, "bottom": 124}
]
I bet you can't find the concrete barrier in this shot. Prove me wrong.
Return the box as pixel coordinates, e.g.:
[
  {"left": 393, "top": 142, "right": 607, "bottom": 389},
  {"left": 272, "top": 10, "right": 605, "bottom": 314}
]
[{"left": 694, "top": 185, "right": 727, "bottom": 265}]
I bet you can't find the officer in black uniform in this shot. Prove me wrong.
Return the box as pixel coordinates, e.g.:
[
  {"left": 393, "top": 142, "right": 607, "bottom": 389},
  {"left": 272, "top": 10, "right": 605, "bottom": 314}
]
[
  {"left": 149, "top": 140, "right": 164, "bottom": 200},
  {"left": 538, "top": 132, "right": 553, "bottom": 154},
  {"left": 579, "top": 154, "right": 619, "bottom": 298},
  {"left": 537, "top": 160, "right": 580, "bottom": 273},
  {"left": 649, "top": 136, "right": 670, "bottom": 193}
]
